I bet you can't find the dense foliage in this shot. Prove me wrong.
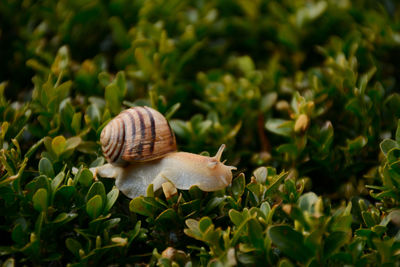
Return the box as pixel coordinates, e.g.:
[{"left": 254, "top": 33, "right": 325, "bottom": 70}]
[{"left": 1, "top": 0, "right": 400, "bottom": 266}]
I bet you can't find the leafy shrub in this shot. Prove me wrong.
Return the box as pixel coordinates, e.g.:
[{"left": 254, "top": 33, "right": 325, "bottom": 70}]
[{"left": 1, "top": 0, "right": 400, "bottom": 266}]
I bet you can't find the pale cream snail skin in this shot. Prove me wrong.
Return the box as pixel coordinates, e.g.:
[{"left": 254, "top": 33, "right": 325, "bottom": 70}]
[{"left": 92, "top": 106, "right": 236, "bottom": 199}]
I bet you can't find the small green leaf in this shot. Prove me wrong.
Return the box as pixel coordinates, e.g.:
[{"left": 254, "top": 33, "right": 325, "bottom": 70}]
[
  {"left": 261, "top": 92, "right": 278, "bottom": 112},
  {"left": 86, "top": 181, "right": 106, "bottom": 203},
  {"left": 232, "top": 173, "right": 245, "bottom": 199},
  {"left": 284, "top": 179, "right": 297, "bottom": 201},
  {"left": 90, "top": 157, "right": 105, "bottom": 168},
  {"left": 319, "top": 121, "right": 334, "bottom": 154},
  {"left": 86, "top": 104, "right": 101, "bottom": 128},
  {"left": 55, "top": 185, "right": 75, "bottom": 201},
  {"left": 86, "top": 195, "right": 103, "bottom": 219},
  {"left": 33, "top": 188, "right": 48, "bottom": 212},
  {"left": 295, "top": 1, "right": 327, "bottom": 27},
  {"left": 39, "top": 158, "right": 54, "bottom": 178},
  {"left": 199, "top": 217, "right": 213, "bottom": 233},
  {"left": 184, "top": 219, "right": 203, "bottom": 240},
  {"left": 12, "top": 224, "right": 26, "bottom": 245},
  {"left": 268, "top": 225, "right": 313, "bottom": 263},
  {"left": 380, "top": 139, "right": 399, "bottom": 156},
  {"left": 34, "top": 175, "right": 50, "bottom": 192},
  {"left": 135, "top": 47, "right": 153, "bottom": 78},
  {"left": 237, "top": 55, "right": 255, "bottom": 74},
  {"left": 105, "top": 83, "right": 121, "bottom": 115},
  {"left": 25, "top": 138, "right": 44, "bottom": 159},
  {"left": 146, "top": 183, "right": 154, "bottom": 197},
  {"left": 346, "top": 136, "right": 367, "bottom": 153},
  {"left": 76, "top": 168, "right": 93, "bottom": 187},
  {"left": 170, "top": 119, "right": 190, "bottom": 138},
  {"left": 52, "top": 136, "right": 67, "bottom": 156},
  {"left": 51, "top": 46, "right": 69, "bottom": 74},
  {"left": 129, "top": 197, "right": 160, "bottom": 217},
  {"left": 2, "top": 258, "right": 15, "bottom": 267},
  {"left": 386, "top": 93, "right": 400, "bottom": 117},
  {"left": 253, "top": 167, "right": 268, "bottom": 184},
  {"left": 115, "top": 71, "right": 126, "bottom": 95},
  {"left": 358, "top": 67, "right": 376, "bottom": 96},
  {"left": 248, "top": 218, "right": 264, "bottom": 250},
  {"left": 0, "top": 121, "right": 8, "bottom": 142},
  {"left": 204, "top": 197, "right": 225, "bottom": 214},
  {"left": 103, "top": 218, "right": 121, "bottom": 230},
  {"left": 260, "top": 202, "right": 271, "bottom": 220},
  {"left": 51, "top": 171, "right": 65, "bottom": 192},
  {"left": 323, "top": 231, "right": 350, "bottom": 259},
  {"left": 165, "top": 103, "right": 181, "bottom": 120},
  {"left": 181, "top": 199, "right": 201, "bottom": 216},
  {"left": 362, "top": 211, "right": 376, "bottom": 228},
  {"left": 155, "top": 208, "right": 179, "bottom": 227},
  {"left": 71, "top": 112, "right": 82, "bottom": 134},
  {"left": 51, "top": 212, "right": 77, "bottom": 224},
  {"left": 229, "top": 209, "right": 244, "bottom": 226},
  {"left": 104, "top": 187, "right": 119, "bottom": 214},
  {"left": 277, "top": 144, "right": 298, "bottom": 155},
  {"left": 128, "top": 221, "right": 141, "bottom": 246},
  {"left": 189, "top": 185, "right": 203, "bottom": 199},
  {"left": 65, "top": 136, "right": 81, "bottom": 151},
  {"left": 298, "top": 192, "right": 318, "bottom": 213},
  {"left": 265, "top": 172, "right": 288, "bottom": 197},
  {"left": 35, "top": 212, "right": 44, "bottom": 236},
  {"left": 373, "top": 238, "right": 395, "bottom": 264},
  {"left": 65, "top": 238, "right": 82, "bottom": 258},
  {"left": 372, "top": 225, "right": 387, "bottom": 236},
  {"left": 265, "top": 119, "right": 294, "bottom": 137},
  {"left": 98, "top": 72, "right": 112, "bottom": 87}
]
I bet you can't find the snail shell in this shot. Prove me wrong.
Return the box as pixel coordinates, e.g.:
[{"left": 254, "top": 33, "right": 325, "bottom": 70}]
[{"left": 100, "top": 106, "right": 177, "bottom": 165}]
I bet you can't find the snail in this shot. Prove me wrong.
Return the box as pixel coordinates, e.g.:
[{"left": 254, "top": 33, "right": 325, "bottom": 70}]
[{"left": 92, "top": 106, "right": 236, "bottom": 199}]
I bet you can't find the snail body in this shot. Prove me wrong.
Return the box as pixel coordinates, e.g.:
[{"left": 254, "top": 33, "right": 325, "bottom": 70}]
[{"left": 95, "top": 106, "right": 236, "bottom": 199}]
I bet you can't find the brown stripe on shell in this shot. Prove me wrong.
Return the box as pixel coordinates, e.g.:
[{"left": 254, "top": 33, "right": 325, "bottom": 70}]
[
  {"left": 111, "top": 117, "right": 126, "bottom": 162},
  {"left": 105, "top": 119, "right": 119, "bottom": 159},
  {"left": 135, "top": 107, "right": 146, "bottom": 157},
  {"left": 108, "top": 118, "right": 124, "bottom": 162},
  {"left": 144, "top": 106, "right": 156, "bottom": 153},
  {"left": 149, "top": 108, "right": 177, "bottom": 158},
  {"left": 101, "top": 124, "right": 112, "bottom": 148},
  {"left": 102, "top": 121, "right": 115, "bottom": 153},
  {"left": 104, "top": 120, "right": 117, "bottom": 155},
  {"left": 125, "top": 109, "right": 136, "bottom": 157}
]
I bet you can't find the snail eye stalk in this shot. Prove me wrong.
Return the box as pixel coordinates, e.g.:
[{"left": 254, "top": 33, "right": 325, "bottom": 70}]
[{"left": 214, "top": 144, "right": 226, "bottom": 162}]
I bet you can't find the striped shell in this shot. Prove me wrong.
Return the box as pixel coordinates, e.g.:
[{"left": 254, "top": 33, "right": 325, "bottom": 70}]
[{"left": 100, "top": 106, "right": 177, "bottom": 165}]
